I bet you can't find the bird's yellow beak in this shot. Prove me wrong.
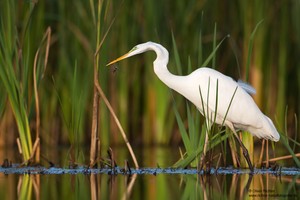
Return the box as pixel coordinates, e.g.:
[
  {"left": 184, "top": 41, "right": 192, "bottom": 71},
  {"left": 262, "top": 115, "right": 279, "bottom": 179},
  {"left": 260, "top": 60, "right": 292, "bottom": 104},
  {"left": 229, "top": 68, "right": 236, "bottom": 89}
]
[{"left": 106, "top": 52, "right": 131, "bottom": 66}]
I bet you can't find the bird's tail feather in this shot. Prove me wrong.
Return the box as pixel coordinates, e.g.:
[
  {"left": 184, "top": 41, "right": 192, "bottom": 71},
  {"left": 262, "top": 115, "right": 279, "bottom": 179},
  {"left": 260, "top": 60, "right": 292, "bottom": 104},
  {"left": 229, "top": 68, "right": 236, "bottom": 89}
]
[{"left": 264, "top": 116, "right": 280, "bottom": 142}]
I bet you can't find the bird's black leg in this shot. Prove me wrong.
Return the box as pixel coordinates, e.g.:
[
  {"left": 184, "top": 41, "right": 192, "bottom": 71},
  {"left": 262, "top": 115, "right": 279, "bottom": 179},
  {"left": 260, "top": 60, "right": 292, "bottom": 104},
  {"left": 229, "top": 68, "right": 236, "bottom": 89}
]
[
  {"left": 232, "top": 131, "right": 254, "bottom": 172},
  {"left": 227, "top": 123, "right": 254, "bottom": 172}
]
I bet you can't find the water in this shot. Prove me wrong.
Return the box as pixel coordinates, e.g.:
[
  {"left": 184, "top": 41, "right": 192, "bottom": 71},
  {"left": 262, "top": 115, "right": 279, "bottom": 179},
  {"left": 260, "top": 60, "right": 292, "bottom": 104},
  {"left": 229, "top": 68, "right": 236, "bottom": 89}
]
[
  {"left": 1, "top": 165, "right": 300, "bottom": 175},
  {"left": 0, "top": 170, "right": 299, "bottom": 199},
  {"left": 0, "top": 147, "right": 299, "bottom": 199}
]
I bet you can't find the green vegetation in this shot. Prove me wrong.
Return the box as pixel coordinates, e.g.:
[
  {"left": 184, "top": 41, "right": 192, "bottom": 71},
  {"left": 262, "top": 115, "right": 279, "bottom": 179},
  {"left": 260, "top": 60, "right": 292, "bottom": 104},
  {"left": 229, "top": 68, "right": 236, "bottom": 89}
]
[
  {"left": 0, "top": 1, "right": 35, "bottom": 162},
  {"left": 0, "top": 0, "right": 299, "bottom": 169}
]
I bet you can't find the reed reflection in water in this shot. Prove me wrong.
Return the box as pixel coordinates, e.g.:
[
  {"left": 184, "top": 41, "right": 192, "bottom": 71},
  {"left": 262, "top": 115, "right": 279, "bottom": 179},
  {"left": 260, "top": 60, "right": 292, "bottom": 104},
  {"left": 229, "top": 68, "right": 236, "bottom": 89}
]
[{"left": 0, "top": 170, "right": 299, "bottom": 199}]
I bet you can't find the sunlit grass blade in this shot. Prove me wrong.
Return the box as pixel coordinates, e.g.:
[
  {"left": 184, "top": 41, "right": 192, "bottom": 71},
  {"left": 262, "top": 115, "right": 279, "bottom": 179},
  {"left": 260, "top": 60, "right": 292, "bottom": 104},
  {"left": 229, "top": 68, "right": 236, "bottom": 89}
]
[
  {"left": 32, "top": 26, "right": 51, "bottom": 163},
  {"left": 172, "top": 33, "right": 182, "bottom": 75},
  {"left": 202, "top": 34, "right": 229, "bottom": 67},
  {"left": 172, "top": 97, "right": 192, "bottom": 154},
  {"left": 245, "top": 20, "right": 264, "bottom": 81},
  {"left": 174, "top": 132, "right": 229, "bottom": 168},
  {"left": 211, "top": 79, "right": 219, "bottom": 134},
  {"left": 221, "top": 86, "right": 238, "bottom": 127},
  {"left": 186, "top": 103, "right": 197, "bottom": 151}
]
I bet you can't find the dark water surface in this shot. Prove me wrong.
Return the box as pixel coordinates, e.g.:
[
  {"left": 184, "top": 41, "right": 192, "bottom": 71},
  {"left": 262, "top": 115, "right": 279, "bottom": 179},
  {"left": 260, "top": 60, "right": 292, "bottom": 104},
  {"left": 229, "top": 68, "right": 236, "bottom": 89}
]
[
  {"left": 0, "top": 166, "right": 299, "bottom": 199},
  {"left": 0, "top": 147, "right": 299, "bottom": 199}
]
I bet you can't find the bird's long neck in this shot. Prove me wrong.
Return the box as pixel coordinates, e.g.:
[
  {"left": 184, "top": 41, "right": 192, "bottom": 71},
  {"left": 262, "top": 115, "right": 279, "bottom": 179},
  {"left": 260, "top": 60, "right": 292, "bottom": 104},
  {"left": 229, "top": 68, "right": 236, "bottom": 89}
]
[{"left": 151, "top": 43, "right": 185, "bottom": 92}]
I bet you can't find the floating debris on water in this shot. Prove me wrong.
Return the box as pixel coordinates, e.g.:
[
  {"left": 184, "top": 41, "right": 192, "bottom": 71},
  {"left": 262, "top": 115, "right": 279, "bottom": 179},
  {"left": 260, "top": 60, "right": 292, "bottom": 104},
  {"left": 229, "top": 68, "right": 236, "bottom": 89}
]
[{"left": 1, "top": 165, "right": 300, "bottom": 175}]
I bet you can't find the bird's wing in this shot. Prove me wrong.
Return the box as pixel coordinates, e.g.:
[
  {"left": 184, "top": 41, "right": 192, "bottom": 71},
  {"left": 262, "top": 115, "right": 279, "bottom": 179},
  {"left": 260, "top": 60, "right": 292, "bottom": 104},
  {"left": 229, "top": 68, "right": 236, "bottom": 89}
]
[
  {"left": 186, "top": 68, "right": 262, "bottom": 128},
  {"left": 237, "top": 80, "right": 256, "bottom": 95},
  {"left": 197, "top": 71, "right": 260, "bottom": 127}
]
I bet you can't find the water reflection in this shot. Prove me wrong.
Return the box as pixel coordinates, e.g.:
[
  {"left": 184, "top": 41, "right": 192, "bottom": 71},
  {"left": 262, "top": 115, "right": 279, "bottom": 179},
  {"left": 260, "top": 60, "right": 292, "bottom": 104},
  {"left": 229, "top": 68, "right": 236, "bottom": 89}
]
[
  {"left": 0, "top": 146, "right": 299, "bottom": 199},
  {"left": 0, "top": 171, "right": 299, "bottom": 199},
  {"left": 18, "top": 175, "right": 40, "bottom": 200}
]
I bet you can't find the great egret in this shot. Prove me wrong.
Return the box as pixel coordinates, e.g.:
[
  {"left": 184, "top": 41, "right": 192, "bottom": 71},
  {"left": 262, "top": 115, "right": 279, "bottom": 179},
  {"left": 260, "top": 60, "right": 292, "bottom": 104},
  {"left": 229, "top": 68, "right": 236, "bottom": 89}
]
[{"left": 107, "top": 41, "right": 280, "bottom": 171}]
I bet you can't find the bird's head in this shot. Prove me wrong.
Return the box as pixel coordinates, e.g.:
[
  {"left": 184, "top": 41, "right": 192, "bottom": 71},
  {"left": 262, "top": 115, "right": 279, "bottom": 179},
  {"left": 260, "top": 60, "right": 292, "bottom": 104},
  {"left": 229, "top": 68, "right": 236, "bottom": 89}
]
[{"left": 107, "top": 43, "right": 152, "bottom": 66}]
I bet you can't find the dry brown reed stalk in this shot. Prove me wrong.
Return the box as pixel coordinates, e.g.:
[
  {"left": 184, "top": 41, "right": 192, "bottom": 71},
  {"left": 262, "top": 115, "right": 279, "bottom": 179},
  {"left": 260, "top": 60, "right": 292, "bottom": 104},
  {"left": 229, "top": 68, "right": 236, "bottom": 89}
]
[
  {"left": 89, "top": 0, "right": 103, "bottom": 167},
  {"left": 20, "top": 138, "right": 40, "bottom": 166},
  {"left": 228, "top": 135, "right": 238, "bottom": 167},
  {"left": 89, "top": 9, "right": 139, "bottom": 168},
  {"left": 94, "top": 79, "right": 139, "bottom": 169},
  {"left": 17, "top": 138, "right": 22, "bottom": 155},
  {"left": 258, "top": 139, "right": 265, "bottom": 168},
  {"left": 89, "top": 62, "right": 100, "bottom": 167},
  {"left": 90, "top": 0, "right": 101, "bottom": 167},
  {"left": 262, "top": 152, "right": 300, "bottom": 163},
  {"left": 215, "top": 153, "right": 222, "bottom": 169},
  {"left": 32, "top": 27, "right": 51, "bottom": 163}
]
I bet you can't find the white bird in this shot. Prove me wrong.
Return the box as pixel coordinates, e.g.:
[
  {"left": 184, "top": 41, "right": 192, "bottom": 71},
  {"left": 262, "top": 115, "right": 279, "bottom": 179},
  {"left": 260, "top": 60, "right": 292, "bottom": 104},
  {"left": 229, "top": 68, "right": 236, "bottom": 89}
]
[{"left": 107, "top": 41, "right": 280, "bottom": 171}]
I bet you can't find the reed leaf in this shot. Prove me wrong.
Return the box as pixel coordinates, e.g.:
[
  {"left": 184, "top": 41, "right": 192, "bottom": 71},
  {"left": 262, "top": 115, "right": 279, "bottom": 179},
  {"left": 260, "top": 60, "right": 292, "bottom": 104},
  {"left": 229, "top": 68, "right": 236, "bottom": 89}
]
[
  {"left": 0, "top": 1, "right": 33, "bottom": 161},
  {"left": 202, "top": 34, "right": 229, "bottom": 67},
  {"left": 245, "top": 20, "right": 264, "bottom": 81}
]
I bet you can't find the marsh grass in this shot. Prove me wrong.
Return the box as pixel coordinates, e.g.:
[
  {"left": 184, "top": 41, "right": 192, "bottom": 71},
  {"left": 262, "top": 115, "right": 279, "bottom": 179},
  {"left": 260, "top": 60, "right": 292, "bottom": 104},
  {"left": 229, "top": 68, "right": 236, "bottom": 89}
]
[
  {"left": 0, "top": 1, "right": 33, "bottom": 162},
  {"left": 60, "top": 63, "right": 87, "bottom": 164},
  {"left": 279, "top": 110, "right": 300, "bottom": 167},
  {"left": 0, "top": 0, "right": 299, "bottom": 169}
]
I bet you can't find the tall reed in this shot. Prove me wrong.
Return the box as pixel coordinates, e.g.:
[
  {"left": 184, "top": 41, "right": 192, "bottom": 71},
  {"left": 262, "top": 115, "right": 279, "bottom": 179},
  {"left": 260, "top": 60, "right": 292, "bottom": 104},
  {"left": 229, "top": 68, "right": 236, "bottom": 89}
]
[{"left": 0, "top": 1, "right": 34, "bottom": 162}]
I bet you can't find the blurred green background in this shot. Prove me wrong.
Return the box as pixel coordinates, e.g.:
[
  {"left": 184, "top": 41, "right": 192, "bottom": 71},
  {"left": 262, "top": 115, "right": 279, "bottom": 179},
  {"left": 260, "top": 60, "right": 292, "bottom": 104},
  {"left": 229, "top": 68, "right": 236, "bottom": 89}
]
[{"left": 0, "top": 0, "right": 299, "bottom": 165}]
